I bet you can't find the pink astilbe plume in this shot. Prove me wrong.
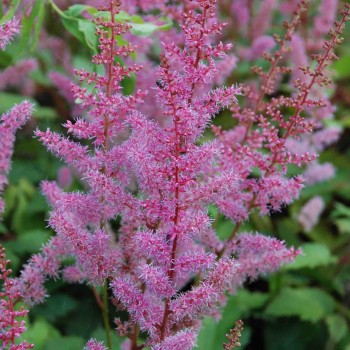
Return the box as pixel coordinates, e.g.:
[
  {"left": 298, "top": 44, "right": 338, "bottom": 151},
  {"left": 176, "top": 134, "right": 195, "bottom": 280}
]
[
  {"left": 0, "top": 17, "right": 20, "bottom": 50},
  {"left": 228, "top": 233, "right": 301, "bottom": 288},
  {"left": 214, "top": 1, "right": 350, "bottom": 262},
  {"left": 0, "top": 101, "right": 33, "bottom": 214},
  {"left": 0, "top": 246, "right": 33, "bottom": 350},
  {"left": 298, "top": 196, "right": 325, "bottom": 232},
  {"left": 84, "top": 339, "right": 108, "bottom": 350}
]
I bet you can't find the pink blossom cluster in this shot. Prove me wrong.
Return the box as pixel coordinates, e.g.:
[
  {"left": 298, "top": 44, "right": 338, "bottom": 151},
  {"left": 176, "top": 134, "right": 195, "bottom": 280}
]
[
  {"left": 0, "top": 0, "right": 349, "bottom": 349},
  {"left": 297, "top": 196, "right": 325, "bottom": 232},
  {"left": 0, "top": 17, "right": 20, "bottom": 50},
  {"left": 0, "top": 246, "right": 33, "bottom": 350},
  {"left": 0, "top": 102, "right": 33, "bottom": 214}
]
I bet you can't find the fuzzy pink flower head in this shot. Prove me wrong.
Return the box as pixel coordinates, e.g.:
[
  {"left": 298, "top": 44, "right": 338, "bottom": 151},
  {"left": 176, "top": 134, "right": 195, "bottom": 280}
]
[
  {"left": 298, "top": 196, "right": 325, "bottom": 232},
  {"left": 57, "top": 166, "right": 73, "bottom": 188},
  {"left": 303, "top": 162, "right": 335, "bottom": 185},
  {"left": 0, "top": 17, "right": 20, "bottom": 50},
  {"left": 241, "top": 35, "right": 275, "bottom": 61},
  {"left": 230, "top": 233, "right": 301, "bottom": 287},
  {"left": 84, "top": 339, "right": 108, "bottom": 350},
  {"left": 152, "top": 329, "right": 197, "bottom": 350},
  {"left": 0, "top": 101, "right": 33, "bottom": 214},
  {"left": 314, "top": 0, "right": 338, "bottom": 35},
  {"left": 0, "top": 246, "right": 33, "bottom": 350},
  {"left": 231, "top": 0, "right": 249, "bottom": 26}
]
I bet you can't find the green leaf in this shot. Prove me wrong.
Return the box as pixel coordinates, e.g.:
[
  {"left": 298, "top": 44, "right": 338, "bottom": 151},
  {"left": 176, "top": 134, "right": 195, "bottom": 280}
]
[
  {"left": 23, "top": 318, "right": 60, "bottom": 349},
  {"left": 332, "top": 202, "right": 350, "bottom": 218},
  {"left": 265, "top": 287, "right": 335, "bottom": 322},
  {"left": 130, "top": 19, "right": 172, "bottom": 36},
  {"left": 11, "top": 192, "right": 28, "bottom": 232},
  {"left": 5, "top": 230, "right": 50, "bottom": 254},
  {"left": 43, "top": 336, "right": 85, "bottom": 350},
  {"left": 121, "top": 73, "right": 136, "bottom": 95},
  {"left": 0, "top": 222, "right": 7, "bottom": 234},
  {"left": 61, "top": 17, "right": 97, "bottom": 51},
  {"left": 196, "top": 318, "right": 218, "bottom": 350},
  {"left": 326, "top": 314, "right": 348, "bottom": 343},
  {"left": 78, "top": 19, "right": 98, "bottom": 51},
  {"left": 64, "top": 4, "right": 96, "bottom": 17},
  {"left": 32, "top": 294, "right": 79, "bottom": 322},
  {"left": 30, "top": 0, "right": 45, "bottom": 51},
  {"left": 264, "top": 318, "right": 327, "bottom": 350},
  {"left": 0, "top": 92, "right": 57, "bottom": 119},
  {"left": 216, "top": 219, "right": 235, "bottom": 240},
  {"left": 285, "top": 243, "right": 337, "bottom": 270},
  {"left": 33, "top": 106, "right": 58, "bottom": 120},
  {"left": 197, "top": 290, "right": 268, "bottom": 350},
  {"left": 0, "top": 0, "right": 20, "bottom": 25},
  {"left": 17, "top": 0, "right": 44, "bottom": 53},
  {"left": 50, "top": 3, "right": 98, "bottom": 52},
  {"left": 332, "top": 55, "right": 350, "bottom": 79},
  {"left": 334, "top": 218, "right": 350, "bottom": 234},
  {"left": 91, "top": 327, "right": 124, "bottom": 349}
]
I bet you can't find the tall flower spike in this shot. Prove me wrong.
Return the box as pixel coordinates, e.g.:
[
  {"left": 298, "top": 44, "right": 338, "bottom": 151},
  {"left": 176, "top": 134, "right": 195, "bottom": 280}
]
[
  {"left": 18, "top": 0, "right": 143, "bottom": 306},
  {"left": 223, "top": 320, "right": 244, "bottom": 350},
  {"left": 215, "top": 1, "right": 350, "bottom": 259},
  {"left": 0, "top": 101, "right": 33, "bottom": 214},
  {"left": 0, "top": 245, "right": 33, "bottom": 349}
]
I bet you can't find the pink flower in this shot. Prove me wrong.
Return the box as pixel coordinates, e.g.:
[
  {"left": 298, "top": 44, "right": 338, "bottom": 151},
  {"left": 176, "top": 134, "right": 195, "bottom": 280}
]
[
  {"left": 0, "top": 18, "right": 20, "bottom": 50},
  {"left": 298, "top": 196, "right": 325, "bottom": 232},
  {"left": 84, "top": 339, "right": 108, "bottom": 350},
  {"left": 0, "top": 102, "right": 33, "bottom": 214},
  {"left": 0, "top": 246, "right": 33, "bottom": 349}
]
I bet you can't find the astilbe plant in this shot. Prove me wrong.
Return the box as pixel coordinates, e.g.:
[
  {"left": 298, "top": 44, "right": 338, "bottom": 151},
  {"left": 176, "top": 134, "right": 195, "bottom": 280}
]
[
  {"left": 3, "top": 0, "right": 350, "bottom": 349},
  {"left": 0, "top": 20, "right": 33, "bottom": 347},
  {"left": 214, "top": 0, "right": 350, "bottom": 254},
  {"left": 0, "top": 245, "right": 33, "bottom": 350}
]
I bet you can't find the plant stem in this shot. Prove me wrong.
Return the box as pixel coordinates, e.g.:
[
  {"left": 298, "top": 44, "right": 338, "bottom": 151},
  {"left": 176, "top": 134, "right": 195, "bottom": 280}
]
[{"left": 102, "top": 283, "right": 113, "bottom": 350}]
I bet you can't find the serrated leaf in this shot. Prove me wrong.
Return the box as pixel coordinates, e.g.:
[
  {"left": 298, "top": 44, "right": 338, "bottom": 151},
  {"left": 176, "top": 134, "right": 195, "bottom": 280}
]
[
  {"left": 286, "top": 243, "right": 337, "bottom": 270},
  {"left": 326, "top": 314, "right": 348, "bottom": 343},
  {"left": 265, "top": 287, "right": 335, "bottom": 322}
]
